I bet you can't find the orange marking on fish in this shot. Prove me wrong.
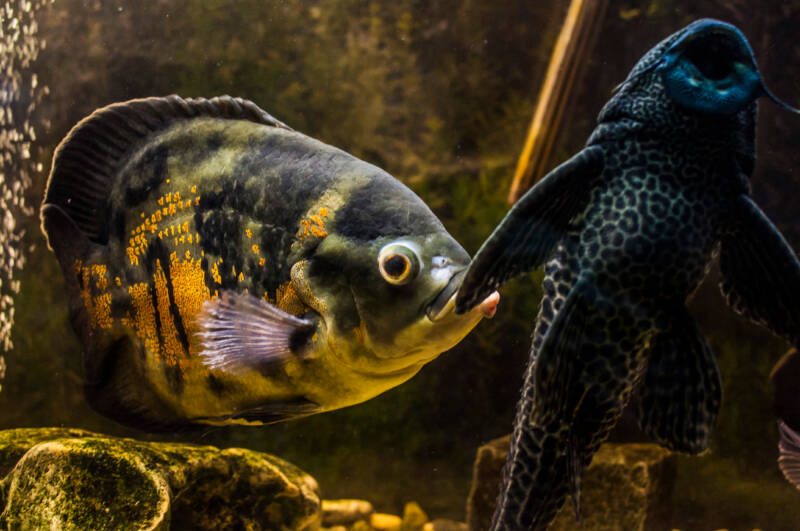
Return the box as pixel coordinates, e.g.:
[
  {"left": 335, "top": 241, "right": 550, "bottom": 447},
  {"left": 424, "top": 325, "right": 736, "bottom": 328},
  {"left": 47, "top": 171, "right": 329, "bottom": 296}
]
[
  {"left": 169, "top": 255, "right": 212, "bottom": 355},
  {"left": 128, "top": 282, "right": 160, "bottom": 360},
  {"left": 211, "top": 262, "right": 222, "bottom": 284}
]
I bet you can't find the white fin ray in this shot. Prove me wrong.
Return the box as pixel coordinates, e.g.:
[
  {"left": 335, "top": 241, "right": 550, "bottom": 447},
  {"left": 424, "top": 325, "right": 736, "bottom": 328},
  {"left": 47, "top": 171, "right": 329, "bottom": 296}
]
[{"left": 196, "top": 290, "right": 314, "bottom": 372}]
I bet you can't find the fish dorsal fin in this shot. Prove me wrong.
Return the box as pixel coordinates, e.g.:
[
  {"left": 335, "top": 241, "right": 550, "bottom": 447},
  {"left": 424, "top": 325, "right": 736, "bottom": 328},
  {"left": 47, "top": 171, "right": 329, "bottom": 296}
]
[{"left": 42, "top": 95, "right": 290, "bottom": 246}]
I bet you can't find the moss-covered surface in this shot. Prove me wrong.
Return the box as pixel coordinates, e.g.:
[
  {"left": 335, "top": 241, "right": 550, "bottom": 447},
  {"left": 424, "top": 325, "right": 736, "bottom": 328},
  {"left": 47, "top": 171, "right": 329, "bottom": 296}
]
[{"left": 0, "top": 428, "right": 321, "bottom": 530}]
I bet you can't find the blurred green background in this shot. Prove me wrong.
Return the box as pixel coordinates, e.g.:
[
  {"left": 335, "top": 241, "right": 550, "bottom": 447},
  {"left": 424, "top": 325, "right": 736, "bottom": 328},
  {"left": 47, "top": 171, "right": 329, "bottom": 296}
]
[{"left": 2, "top": 1, "right": 800, "bottom": 529}]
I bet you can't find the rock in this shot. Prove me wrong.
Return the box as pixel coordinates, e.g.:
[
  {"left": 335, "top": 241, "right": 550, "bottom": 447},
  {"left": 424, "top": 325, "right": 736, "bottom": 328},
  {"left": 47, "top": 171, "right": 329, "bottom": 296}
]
[
  {"left": 466, "top": 435, "right": 677, "bottom": 531},
  {"left": 0, "top": 427, "right": 94, "bottom": 477},
  {"left": 0, "top": 428, "right": 321, "bottom": 530},
  {"left": 322, "top": 499, "right": 374, "bottom": 526},
  {"left": 426, "top": 519, "right": 468, "bottom": 531},
  {"left": 401, "top": 501, "right": 428, "bottom": 531},
  {"left": 371, "top": 512, "right": 403, "bottom": 531}
]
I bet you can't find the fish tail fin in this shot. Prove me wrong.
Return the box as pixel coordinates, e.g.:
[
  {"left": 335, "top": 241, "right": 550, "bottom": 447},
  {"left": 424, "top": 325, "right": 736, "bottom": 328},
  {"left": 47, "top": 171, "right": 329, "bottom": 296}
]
[
  {"left": 778, "top": 420, "right": 800, "bottom": 489},
  {"left": 40, "top": 95, "right": 288, "bottom": 246},
  {"left": 40, "top": 204, "right": 97, "bottom": 341}
]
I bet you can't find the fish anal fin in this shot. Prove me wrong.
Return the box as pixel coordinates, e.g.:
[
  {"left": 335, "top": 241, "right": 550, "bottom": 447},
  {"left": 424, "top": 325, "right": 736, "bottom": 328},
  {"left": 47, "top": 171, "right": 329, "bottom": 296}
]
[
  {"left": 196, "top": 290, "right": 316, "bottom": 372},
  {"left": 635, "top": 308, "right": 721, "bottom": 454},
  {"left": 229, "top": 397, "right": 322, "bottom": 424},
  {"left": 719, "top": 194, "right": 800, "bottom": 345},
  {"left": 85, "top": 333, "right": 195, "bottom": 432},
  {"left": 455, "top": 146, "right": 604, "bottom": 314}
]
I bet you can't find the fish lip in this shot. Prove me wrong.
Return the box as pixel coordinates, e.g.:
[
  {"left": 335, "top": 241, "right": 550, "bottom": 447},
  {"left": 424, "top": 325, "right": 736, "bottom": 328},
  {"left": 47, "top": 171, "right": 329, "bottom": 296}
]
[{"left": 426, "top": 268, "right": 467, "bottom": 322}]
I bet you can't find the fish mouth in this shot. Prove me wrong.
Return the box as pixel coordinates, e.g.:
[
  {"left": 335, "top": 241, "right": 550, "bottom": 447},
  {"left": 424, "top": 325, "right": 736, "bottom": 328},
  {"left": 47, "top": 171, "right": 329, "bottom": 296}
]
[
  {"left": 427, "top": 269, "right": 500, "bottom": 322},
  {"left": 663, "top": 19, "right": 800, "bottom": 114}
]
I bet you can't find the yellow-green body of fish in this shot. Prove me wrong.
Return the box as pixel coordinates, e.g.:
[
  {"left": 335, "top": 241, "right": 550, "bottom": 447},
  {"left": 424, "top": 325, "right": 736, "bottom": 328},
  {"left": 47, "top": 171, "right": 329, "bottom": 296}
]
[{"left": 42, "top": 96, "right": 498, "bottom": 431}]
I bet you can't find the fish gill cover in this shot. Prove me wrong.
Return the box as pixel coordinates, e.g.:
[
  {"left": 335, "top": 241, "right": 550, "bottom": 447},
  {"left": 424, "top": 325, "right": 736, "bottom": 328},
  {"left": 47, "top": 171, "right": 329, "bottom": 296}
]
[{"left": 0, "top": 0, "right": 49, "bottom": 391}]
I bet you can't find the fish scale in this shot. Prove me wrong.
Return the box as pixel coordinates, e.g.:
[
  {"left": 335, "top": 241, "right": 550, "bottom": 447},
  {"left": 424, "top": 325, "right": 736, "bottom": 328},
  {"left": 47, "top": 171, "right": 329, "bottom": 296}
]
[{"left": 456, "top": 19, "right": 800, "bottom": 530}]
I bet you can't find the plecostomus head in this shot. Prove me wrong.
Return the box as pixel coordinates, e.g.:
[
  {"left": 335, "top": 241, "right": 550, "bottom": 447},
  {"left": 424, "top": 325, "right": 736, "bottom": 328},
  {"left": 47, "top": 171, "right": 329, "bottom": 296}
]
[{"left": 596, "top": 18, "right": 799, "bottom": 136}]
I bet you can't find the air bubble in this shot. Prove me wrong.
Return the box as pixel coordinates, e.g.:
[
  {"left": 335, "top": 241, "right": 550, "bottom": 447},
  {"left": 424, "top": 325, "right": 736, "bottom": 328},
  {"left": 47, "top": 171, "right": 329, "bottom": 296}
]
[{"left": 0, "top": 0, "right": 49, "bottom": 383}]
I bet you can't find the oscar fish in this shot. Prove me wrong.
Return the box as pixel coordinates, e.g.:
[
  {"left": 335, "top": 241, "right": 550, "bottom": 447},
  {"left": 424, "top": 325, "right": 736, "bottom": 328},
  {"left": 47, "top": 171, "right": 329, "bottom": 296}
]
[
  {"left": 41, "top": 95, "right": 500, "bottom": 431},
  {"left": 455, "top": 19, "right": 800, "bottom": 530}
]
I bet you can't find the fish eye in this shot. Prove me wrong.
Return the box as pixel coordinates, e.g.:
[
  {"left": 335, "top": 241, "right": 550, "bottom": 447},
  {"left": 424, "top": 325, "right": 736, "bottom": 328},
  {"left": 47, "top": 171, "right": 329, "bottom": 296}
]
[{"left": 378, "top": 243, "right": 420, "bottom": 285}]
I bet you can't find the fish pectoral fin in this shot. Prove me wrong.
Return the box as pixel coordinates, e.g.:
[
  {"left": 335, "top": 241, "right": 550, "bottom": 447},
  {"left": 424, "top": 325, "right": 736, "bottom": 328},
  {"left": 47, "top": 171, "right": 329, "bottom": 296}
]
[
  {"left": 532, "top": 278, "right": 594, "bottom": 426},
  {"left": 196, "top": 290, "right": 315, "bottom": 372},
  {"left": 719, "top": 194, "right": 800, "bottom": 345},
  {"left": 778, "top": 420, "right": 800, "bottom": 489},
  {"left": 455, "top": 146, "right": 604, "bottom": 314},
  {"left": 635, "top": 308, "right": 721, "bottom": 454}
]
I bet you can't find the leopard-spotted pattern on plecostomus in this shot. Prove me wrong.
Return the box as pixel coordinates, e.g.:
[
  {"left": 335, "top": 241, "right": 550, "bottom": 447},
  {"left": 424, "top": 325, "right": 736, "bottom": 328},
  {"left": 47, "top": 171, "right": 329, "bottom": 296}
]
[{"left": 455, "top": 19, "right": 800, "bottom": 530}]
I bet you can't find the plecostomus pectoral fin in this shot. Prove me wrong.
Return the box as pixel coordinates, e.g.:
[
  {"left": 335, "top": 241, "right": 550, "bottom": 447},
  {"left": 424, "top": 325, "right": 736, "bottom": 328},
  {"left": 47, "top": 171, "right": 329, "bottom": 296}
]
[
  {"left": 634, "top": 308, "right": 722, "bottom": 454},
  {"left": 719, "top": 194, "right": 800, "bottom": 346},
  {"left": 455, "top": 146, "right": 605, "bottom": 314},
  {"left": 197, "top": 291, "right": 315, "bottom": 372}
]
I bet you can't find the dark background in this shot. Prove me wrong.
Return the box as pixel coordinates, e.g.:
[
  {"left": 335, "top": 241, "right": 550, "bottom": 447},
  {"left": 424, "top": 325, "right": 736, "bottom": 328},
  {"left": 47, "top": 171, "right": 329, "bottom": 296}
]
[{"left": 2, "top": 1, "right": 800, "bottom": 528}]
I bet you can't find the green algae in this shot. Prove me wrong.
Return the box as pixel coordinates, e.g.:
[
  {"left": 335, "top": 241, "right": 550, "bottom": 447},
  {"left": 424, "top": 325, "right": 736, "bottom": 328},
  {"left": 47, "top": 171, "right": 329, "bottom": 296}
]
[{"left": 0, "top": 429, "right": 321, "bottom": 531}]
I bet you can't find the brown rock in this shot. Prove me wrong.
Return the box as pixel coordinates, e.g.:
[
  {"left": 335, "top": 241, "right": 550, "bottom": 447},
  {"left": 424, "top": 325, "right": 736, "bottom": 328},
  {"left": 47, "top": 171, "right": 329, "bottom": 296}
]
[
  {"left": 371, "top": 512, "right": 403, "bottom": 531},
  {"left": 401, "top": 501, "right": 429, "bottom": 531},
  {"left": 428, "top": 519, "right": 468, "bottom": 531},
  {"left": 466, "top": 435, "right": 677, "bottom": 531},
  {"left": 322, "top": 499, "right": 374, "bottom": 526}
]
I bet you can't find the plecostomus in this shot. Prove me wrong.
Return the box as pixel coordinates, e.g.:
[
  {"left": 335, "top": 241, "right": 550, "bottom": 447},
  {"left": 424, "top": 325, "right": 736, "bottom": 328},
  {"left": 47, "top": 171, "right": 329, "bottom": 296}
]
[{"left": 456, "top": 19, "right": 800, "bottom": 530}]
